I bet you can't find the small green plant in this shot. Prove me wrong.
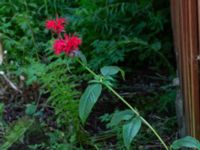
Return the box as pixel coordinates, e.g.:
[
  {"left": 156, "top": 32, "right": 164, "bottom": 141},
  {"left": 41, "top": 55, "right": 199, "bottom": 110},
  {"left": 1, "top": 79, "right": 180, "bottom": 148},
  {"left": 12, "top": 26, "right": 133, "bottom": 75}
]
[{"left": 20, "top": 56, "right": 80, "bottom": 128}]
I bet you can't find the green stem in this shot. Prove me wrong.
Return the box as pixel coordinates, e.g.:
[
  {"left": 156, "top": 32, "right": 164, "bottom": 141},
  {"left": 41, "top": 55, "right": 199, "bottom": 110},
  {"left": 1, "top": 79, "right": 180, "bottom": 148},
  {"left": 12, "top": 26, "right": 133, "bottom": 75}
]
[
  {"left": 105, "top": 84, "right": 169, "bottom": 150},
  {"left": 77, "top": 59, "right": 97, "bottom": 77},
  {"left": 77, "top": 59, "right": 169, "bottom": 150}
]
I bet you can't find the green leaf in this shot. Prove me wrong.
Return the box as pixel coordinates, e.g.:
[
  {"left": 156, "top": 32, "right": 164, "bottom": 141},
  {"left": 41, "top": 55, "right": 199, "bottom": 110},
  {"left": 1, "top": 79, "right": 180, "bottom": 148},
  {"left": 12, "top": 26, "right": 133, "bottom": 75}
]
[
  {"left": 103, "top": 75, "right": 116, "bottom": 87},
  {"left": 109, "top": 109, "right": 134, "bottom": 127},
  {"left": 100, "top": 66, "right": 125, "bottom": 79},
  {"left": 0, "top": 117, "right": 34, "bottom": 150},
  {"left": 123, "top": 117, "right": 142, "bottom": 150},
  {"left": 151, "top": 41, "right": 161, "bottom": 51},
  {"left": 79, "top": 84, "right": 102, "bottom": 124},
  {"left": 171, "top": 136, "right": 200, "bottom": 149},
  {"left": 25, "top": 104, "right": 37, "bottom": 116}
]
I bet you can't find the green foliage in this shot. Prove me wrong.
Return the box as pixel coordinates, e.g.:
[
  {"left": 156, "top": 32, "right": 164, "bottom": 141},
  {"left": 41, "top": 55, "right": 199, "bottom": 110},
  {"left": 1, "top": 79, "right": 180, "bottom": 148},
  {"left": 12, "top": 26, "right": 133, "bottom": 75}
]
[
  {"left": 23, "top": 60, "right": 46, "bottom": 85},
  {"left": 0, "top": 0, "right": 43, "bottom": 64},
  {"left": 41, "top": 57, "right": 79, "bottom": 128},
  {"left": 43, "top": 130, "right": 81, "bottom": 150},
  {"left": 0, "top": 103, "right": 4, "bottom": 118},
  {"left": 21, "top": 56, "right": 80, "bottom": 128},
  {"left": 0, "top": 103, "right": 5, "bottom": 143},
  {"left": 0, "top": 117, "right": 33, "bottom": 150},
  {"left": 100, "top": 66, "right": 125, "bottom": 79},
  {"left": 109, "top": 109, "right": 134, "bottom": 127},
  {"left": 171, "top": 136, "right": 200, "bottom": 150},
  {"left": 123, "top": 117, "right": 142, "bottom": 150},
  {"left": 158, "top": 89, "right": 176, "bottom": 112},
  {"left": 65, "top": 0, "right": 173, "bottom": 72},
  {"left": 0, "top": 0, "right": 178, "bottom": 149},
  {"left": 17, "top": 55, "right": 81, "bottom": 149},
  {"left": 79, "top": 83, "right": 102, "bottom": 124},
  {"left": 25, "top": 104, "right": 37, "bottom": 116}
]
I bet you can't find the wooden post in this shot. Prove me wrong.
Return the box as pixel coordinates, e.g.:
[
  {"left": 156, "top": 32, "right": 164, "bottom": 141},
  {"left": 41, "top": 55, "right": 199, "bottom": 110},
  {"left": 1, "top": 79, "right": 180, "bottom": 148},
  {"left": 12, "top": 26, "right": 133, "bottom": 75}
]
[{"left": 170, "top": 0, "right": 200, "bottom": 138}]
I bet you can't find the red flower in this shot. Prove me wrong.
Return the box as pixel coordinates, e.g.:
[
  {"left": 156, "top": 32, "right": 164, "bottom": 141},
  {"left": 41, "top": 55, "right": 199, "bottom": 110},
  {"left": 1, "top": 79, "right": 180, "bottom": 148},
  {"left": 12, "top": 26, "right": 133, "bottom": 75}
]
[
  {"left": 53, "top": 34, "right": 82, "bottom": 55},
  {"left": 45, "top": 17, "right": 66, "bottom": 34},
  {"left": 53, "top": 39, "right": 66, "bottom": 55},
  {"left": 64, "top": 34, "right": 82, "bottom": 54}
]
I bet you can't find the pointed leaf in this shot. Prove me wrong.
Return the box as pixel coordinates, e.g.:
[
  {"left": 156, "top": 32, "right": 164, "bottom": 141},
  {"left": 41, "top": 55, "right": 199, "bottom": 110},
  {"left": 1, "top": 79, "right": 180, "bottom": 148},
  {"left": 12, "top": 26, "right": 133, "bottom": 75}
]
[
  {"left": 123, "top": 117, "right": 142, "bottom": 150},
  {"left": 79, "top": 84, "right": 102, "bottom": 124},
  {"left": 110, "top": 109, "right": 134, "bottom": 127},
  {"left": 171, "top": 136, "right": 200, "bottom": 149},
  {"left": 100, "top": 66, "right": 125, "bottom": 79}
]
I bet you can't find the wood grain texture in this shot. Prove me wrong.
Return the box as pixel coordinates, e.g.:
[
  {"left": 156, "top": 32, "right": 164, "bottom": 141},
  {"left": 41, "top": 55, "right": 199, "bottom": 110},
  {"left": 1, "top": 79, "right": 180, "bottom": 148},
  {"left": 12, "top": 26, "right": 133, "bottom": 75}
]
[{"left": 170, "top": 0, "right": 200, "bottom": 138}]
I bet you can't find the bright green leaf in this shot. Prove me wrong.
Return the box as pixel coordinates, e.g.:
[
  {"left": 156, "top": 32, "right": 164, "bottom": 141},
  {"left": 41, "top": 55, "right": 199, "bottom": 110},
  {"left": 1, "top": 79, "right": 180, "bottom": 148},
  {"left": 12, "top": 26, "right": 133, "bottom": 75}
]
[
  {"left": 79, "top": 84, "right": 102, "bottom": 124},
  {"left": 171, "top": 136, "right": 200, "bottom": 149},
  {"left": 123, "top": 117, "right": 142, "bottom": 150},
  {"left": 100, "top": 66, "right": 125, "bottom": 79},
  {"left": 109, "top": 109, "right": 134, "bottom": 127}
]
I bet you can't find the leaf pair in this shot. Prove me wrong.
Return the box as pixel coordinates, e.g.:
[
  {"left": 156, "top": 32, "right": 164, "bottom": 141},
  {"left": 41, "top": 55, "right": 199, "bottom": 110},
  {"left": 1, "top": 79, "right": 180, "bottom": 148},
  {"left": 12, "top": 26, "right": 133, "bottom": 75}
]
[
  {"left": 79, "top": 65, "right": 124, "bottom": 124},
  {"left": 79, "top": 65, "right": 143, "bottom": 149},
  {"left": 109, "top": 110, "right": 141, "bottom": 150}
]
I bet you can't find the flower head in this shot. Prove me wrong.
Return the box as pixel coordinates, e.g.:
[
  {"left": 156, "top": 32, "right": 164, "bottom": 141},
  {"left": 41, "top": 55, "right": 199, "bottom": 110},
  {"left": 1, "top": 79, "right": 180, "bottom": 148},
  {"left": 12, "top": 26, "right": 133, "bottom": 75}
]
[
  {"left": 53, "top": 34, "right": 82, "bottom": 55},
  {"left": 64, "top": 34, "right": 82, "bottom": 54},
  {"left": 45, "top": 17, "right": 66, "bottom": 34},
  {"left": 53, "top": 39, "right": 66, "bottom": 55}
]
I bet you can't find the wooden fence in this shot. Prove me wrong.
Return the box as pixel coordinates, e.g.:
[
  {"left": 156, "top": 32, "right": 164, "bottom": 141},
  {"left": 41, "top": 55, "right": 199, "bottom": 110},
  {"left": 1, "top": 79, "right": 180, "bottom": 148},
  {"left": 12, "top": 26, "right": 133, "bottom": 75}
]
[{"left": 170, "top": 0, "right": 200, "bottom": 138}]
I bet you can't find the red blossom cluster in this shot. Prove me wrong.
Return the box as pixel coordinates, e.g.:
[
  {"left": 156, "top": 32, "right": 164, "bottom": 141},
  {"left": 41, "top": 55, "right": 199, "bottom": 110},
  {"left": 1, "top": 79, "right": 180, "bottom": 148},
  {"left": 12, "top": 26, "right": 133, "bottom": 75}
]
[
  {"left": 45, "top": 18, "right": 65, "bottom": 34},
  {"left": 53, "top": 34, "right": 82, "bottom": 55},
  {"left": 45, "top": 17, "right": 82, "bottom": 56}
]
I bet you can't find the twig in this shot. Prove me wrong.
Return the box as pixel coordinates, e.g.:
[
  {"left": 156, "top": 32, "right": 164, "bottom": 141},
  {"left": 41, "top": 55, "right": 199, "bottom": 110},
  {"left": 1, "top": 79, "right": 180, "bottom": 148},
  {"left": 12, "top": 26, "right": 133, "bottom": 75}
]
[{"left": 0, "top": 71, "right": 22, "bottom": 93}]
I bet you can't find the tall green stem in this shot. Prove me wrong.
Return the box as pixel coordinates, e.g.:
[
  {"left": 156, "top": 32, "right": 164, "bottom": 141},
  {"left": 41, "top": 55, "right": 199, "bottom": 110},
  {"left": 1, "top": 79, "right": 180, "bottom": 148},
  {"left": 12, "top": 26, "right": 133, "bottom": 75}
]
[
  {"left": 104, "top": 84, "right": 169, "bottom": 150},
  {"left": 77, "top": 59, "right": 169, "bottom": 150}
]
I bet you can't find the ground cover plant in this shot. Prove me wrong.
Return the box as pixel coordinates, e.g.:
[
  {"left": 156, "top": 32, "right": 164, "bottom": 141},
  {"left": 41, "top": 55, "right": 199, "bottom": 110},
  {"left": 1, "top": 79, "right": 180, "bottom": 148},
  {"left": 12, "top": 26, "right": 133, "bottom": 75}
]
[{"left": 0, "top": 0, "right": 198, "bottom": 150}]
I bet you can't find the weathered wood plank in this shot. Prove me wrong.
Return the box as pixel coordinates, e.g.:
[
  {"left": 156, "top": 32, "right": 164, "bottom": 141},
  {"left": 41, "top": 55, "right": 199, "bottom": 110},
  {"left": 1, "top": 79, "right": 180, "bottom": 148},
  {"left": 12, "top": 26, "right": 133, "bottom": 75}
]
[{"left": 170, "top": 0, "right": 200, "bottom": 138}]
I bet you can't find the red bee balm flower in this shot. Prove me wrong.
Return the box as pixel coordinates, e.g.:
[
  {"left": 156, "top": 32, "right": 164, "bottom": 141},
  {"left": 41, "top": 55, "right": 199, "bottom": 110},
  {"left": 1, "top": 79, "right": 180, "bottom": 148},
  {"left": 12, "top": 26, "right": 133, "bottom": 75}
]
[
  {"left": 45, "top": 18, "right": 66, "bottom": 34},
  {"left": 53, "top": 34, "right": 82, "bottom": 55},
  {"left": 64, "top": 34, "right": 82, "bottom": 54},
  {"left": 53, "top": 39, "right": 66, "bottom": 55}
]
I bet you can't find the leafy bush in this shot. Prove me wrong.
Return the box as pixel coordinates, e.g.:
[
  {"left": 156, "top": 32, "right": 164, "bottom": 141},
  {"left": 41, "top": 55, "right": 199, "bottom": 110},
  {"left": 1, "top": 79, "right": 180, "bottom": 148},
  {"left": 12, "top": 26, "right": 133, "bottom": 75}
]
[{"left": 65, "top": 0, "right": 174, "bottom": 72}]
